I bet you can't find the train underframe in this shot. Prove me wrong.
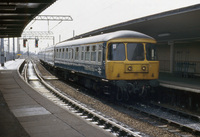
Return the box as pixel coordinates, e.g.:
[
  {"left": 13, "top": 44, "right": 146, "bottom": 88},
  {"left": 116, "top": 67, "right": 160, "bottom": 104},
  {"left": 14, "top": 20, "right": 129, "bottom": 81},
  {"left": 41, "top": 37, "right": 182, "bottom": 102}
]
[
  {"left": 40, "top": 61, "right": 200, "bottom": 112},
  {"left": 47, "top": 64, "right": 159, "bottom": 102},
  {"left": 111, "top": 79, "right": 159, "bottom": 101}
]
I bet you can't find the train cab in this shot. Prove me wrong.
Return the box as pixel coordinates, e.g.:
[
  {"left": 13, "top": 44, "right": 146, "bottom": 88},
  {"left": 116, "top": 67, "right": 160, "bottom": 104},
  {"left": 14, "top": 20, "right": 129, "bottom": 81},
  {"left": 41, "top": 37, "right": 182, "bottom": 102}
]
[{"left": 105, "top": 37, "right": 159, "bottom": 81}]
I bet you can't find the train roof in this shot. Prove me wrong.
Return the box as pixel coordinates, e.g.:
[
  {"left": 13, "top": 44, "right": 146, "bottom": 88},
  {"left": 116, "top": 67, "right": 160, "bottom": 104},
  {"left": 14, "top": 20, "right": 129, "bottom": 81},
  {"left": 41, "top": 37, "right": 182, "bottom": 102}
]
[
  {"left": 55, "top": 30, "right": 155, "bottom": 47},
  {"left": 38, "top": 45, "right": 54, "bottom": 53},
  {"left": 45, "top": 46, "right": 55, "bottom": 50}
]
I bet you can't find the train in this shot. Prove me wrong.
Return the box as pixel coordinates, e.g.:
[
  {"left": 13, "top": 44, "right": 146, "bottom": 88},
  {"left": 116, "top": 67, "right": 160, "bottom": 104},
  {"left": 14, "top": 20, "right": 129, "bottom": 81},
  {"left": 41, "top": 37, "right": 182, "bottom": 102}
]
[{"left": 38, "top": 30, "right": 159, "bottom": 101}]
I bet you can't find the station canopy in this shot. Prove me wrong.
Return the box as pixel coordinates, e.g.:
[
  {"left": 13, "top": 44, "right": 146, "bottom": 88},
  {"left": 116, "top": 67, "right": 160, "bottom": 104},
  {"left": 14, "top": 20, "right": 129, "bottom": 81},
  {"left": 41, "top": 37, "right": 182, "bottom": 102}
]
[
  {"left": 75, "top": 4, "right": 200, "bottom": 44},
  {"left": 0, "top": 0, "right": 56, "bottom": 38}
]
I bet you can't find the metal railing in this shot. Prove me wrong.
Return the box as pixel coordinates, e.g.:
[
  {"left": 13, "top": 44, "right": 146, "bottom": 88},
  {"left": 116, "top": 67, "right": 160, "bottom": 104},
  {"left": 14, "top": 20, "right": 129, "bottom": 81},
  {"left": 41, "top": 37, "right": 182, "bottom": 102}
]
[{"left": 159, "top": 60, "right": 200, "bottom": 77}]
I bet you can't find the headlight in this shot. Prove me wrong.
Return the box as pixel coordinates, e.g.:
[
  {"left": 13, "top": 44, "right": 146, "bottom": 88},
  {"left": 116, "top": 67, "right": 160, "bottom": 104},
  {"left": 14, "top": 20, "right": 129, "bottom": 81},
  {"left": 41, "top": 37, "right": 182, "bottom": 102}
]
[
  {"left": 127, "top": 66, "right": 132, "bottom": 71},
  {"left": 141, "top": 66, "right": 146, "bottom": 71}
]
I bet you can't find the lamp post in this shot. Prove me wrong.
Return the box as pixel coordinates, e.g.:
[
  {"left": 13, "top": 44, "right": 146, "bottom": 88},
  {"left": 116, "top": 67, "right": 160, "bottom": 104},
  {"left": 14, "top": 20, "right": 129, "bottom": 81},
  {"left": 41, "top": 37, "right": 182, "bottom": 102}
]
[
  {"left": 1, "top": 38, "right": 4, "bottom": 66},
  {"left": 13, "top": 38, "right": 15, "bottom": 60}
]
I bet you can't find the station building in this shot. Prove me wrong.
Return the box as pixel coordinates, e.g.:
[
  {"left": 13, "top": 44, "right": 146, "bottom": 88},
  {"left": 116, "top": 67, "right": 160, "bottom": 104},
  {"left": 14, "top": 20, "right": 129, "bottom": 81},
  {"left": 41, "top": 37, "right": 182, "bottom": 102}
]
[{"left": 75, "top": 4, "right": 200, "bottom": 76}]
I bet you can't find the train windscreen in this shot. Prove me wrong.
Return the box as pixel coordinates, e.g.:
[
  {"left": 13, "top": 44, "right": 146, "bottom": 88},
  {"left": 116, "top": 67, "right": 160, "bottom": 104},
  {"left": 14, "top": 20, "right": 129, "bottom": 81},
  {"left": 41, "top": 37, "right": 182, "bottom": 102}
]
[{"left": 127, "top": 43, "right": 144, "bottom": 61}]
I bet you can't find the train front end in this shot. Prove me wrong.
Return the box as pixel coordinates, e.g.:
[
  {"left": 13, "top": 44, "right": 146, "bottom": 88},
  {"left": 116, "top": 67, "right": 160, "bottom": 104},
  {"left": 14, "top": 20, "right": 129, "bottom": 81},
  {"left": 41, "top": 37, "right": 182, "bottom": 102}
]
[{"left": 105, "top": 38, "right": 159, "bottom": 99}]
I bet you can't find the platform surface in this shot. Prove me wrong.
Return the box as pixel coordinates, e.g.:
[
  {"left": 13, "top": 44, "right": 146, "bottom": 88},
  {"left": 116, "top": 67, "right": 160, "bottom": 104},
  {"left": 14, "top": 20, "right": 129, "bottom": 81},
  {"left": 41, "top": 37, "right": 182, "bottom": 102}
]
[
  {"left": 0, "top": 59, "right": 25, "bottom": 70},
  {"left": 159, "top": 72, "right": 200, "bottom": 93},
  {"left": 0, "top": 60, "right": 113, "bottom": 137}
]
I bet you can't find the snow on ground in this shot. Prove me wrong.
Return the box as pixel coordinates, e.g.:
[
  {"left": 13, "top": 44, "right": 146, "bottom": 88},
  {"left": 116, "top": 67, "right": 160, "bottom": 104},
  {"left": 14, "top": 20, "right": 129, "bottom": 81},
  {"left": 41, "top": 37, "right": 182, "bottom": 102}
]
[{"left": 0, "top": 59, "right": 25, "bottom": 70}]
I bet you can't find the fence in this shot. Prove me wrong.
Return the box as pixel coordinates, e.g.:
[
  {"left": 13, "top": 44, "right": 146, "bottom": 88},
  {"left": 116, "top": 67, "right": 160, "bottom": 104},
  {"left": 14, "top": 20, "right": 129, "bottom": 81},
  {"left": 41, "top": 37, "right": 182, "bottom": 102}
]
[
  {"left": 159, "top": 60, "right": 200, "bottom": 77},
  {"left": 174, "top": 61, "right": 197, "bottom": 77}
]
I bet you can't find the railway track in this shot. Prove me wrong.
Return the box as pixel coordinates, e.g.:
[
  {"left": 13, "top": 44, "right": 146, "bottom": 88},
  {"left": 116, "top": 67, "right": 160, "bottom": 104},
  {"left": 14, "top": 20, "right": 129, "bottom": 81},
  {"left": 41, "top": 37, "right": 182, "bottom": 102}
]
[
  {"left": 25, "top": 60, "right": 200, "bottom": 137},
  {"left": 119, "top": 102, "right": 200, "bottom": 136},
  {"left": 33, "top": 59, "right": 200, "bottom": 137},
  {"left": 23, "top": 60, "right": 146, "bottom": 137}
]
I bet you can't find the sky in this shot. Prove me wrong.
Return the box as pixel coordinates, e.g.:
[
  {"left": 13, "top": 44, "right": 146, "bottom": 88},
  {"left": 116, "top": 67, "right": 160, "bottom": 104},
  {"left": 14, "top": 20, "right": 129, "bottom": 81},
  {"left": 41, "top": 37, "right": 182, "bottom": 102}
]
[{"left": 23, "top": 0, "right": 200, "bottom": 52}]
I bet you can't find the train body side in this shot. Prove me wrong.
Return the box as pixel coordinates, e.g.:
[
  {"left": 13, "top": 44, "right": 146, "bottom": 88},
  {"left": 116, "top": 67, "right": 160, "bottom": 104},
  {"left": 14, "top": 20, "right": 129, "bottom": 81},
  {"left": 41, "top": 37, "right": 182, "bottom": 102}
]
[
  {"left": 38, "top": 46, "right": 54, "bottom": 67},
  {"left": 54, "top": 42, "right": 106, "bottom": 80}
]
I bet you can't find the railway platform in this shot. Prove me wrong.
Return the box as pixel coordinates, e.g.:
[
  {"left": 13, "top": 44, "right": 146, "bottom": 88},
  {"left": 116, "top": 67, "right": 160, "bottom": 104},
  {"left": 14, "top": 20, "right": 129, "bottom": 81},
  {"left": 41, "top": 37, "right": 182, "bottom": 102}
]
[
  {"left": 0, "top": 59, "right": 113, "bottom": 137},
  {"left": 159, "top": 72, "right": 200, "bottom": 93}
]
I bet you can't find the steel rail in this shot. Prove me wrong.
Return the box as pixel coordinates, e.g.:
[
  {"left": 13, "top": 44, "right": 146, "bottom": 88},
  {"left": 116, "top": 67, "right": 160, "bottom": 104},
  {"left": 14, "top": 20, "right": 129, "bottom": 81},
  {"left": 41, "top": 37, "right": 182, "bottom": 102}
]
[
  {"left": 35, "top": 60, "right": 200, "bottom": 136},
  {"left": 28, "top": 60, "right": 143, "bottom": 137},
  {"left": 121, "top": 103, "right": 200, "bottom": 136}
]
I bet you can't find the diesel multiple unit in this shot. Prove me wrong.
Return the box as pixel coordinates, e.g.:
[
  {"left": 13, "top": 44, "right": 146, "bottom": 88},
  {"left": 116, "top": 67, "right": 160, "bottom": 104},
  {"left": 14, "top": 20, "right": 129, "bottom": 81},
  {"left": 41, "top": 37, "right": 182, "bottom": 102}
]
[{"left": 38, "top": 30, "right": 159, "bottom": 101}]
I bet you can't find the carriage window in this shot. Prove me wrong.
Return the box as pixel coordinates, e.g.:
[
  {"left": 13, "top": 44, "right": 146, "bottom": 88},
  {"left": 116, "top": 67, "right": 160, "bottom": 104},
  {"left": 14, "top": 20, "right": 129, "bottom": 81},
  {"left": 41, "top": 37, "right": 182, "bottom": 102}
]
[
  {"left": 72, "top": 49, "right": 74, "bottom": 60},
  {"left": 127, "top": 43, "right": 144, "bottom": 61},
  {"left": 146, "top": 43, "right": 157, "bottom": 61},
  {"left": 59, "top": 49, "right": 62, "bottom": 58},
  {"left": 75, "top": 47, "right": 79, "bottom": 60},
  {"left": 98, "top": 44, "right": 102, "bottom": 62},
  {"left": 69, "top": 49, "right": 72, "bottom": 60},
  {"left": 65, "top": 48, "right": 68, "bottom": 59},
  {"left": 91, "top": 45, "right": 96, "bottom": 61},
  {"left": 56, "top": 49, "right": 59, "bottom": 58},
  {"left": 62, "top": 49, "right": 65, "bottom": 58},
  {"left": 81, "top": 47, "right": 84, "bottom": 60},
  {"left": 108, "top": 43, "right": 125, "bottom": 61},
  {"left": 85, "top": 46, "right": 90, "bottom": 61}
]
